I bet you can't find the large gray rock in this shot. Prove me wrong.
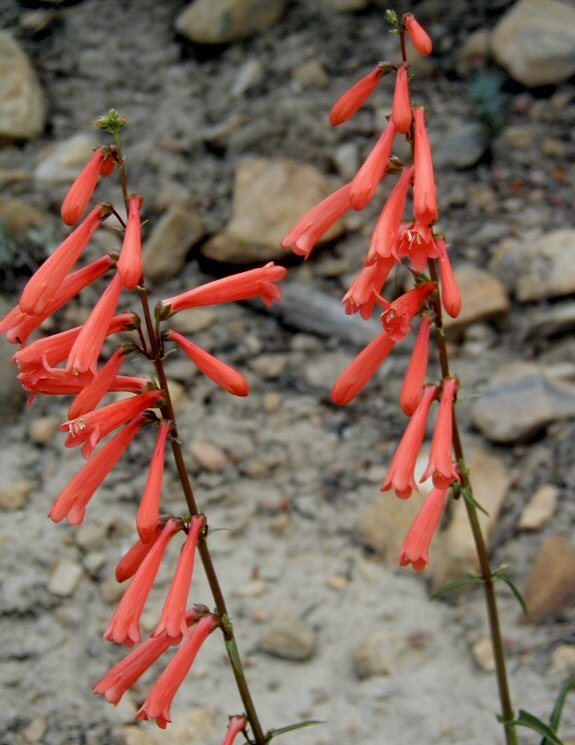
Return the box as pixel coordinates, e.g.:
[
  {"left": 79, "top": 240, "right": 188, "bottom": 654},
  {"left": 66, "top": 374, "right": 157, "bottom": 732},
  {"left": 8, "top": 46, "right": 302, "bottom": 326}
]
[
  {"left": 491, "top": 0, "right": 575, "bottom": 86},
  {"left": 0, "top": 32, "right": 46, "bottom": 142},
  {"left": 444, "top": 264, "right": 510, "bottom": 332},
  {"left": 202, "top": 158, "right": 344, "bottom": 264},
  {"left": 176, "top": 0, "right": 287, "bottom": 44},
  {"left": 524, "top": 537, "right": 575, "bottom": 623},
  {"left": 473, "top": 362, "right": 575, "bottom": 443}
]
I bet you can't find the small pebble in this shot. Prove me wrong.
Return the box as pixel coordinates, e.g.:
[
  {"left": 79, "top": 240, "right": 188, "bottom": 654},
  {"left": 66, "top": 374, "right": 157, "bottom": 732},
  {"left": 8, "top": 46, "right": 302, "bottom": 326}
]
[{"left": 48, "top": 558, "right": 83, "bottom": 598}]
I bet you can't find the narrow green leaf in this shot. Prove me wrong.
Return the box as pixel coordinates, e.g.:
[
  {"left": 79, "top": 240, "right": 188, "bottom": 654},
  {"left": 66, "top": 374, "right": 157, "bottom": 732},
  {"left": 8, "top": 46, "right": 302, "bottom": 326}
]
[
  {"left": 225, "top": 637, "right": 242, "bottom": 676},
  {"left": 269, "top": 721, "right": 325, "bottom": 740},
  {"left": 542, "top": 674, "right": 575, "bottom": 744},
  {"left": 512, "top": 710, "right": 564, "bottom": 745},
  {"left": 461, "top": 486, "right": 490, "bottom": 517},
  {"left": 495, "top": 572, "right": 529, "bottom": 616},
  {"left": 430, "top": 574, "right": 483, "bottom": 599}
]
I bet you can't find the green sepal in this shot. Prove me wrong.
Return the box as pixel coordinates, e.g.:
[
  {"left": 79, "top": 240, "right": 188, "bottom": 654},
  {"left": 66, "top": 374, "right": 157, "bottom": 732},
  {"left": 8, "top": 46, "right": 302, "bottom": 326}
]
[
  {"left": 96, "top": 108, "right": 127, "bottom": 134},
  {"left": 430, "top": 573, "right": 484, "bottom": 599},
  {"left": 385, "top": 9, "right": 399, "bottom": 27},
  {"left": 225, "top": 636, "right": 242, "bottom": 675},
  {"left": 268, "top": 721, "right": 325, "bottom": 740},
  {"left": 505, "top": 710, "right": 565, "bottom": 745},
  {"left": 541, "top": 675, "right": 575, "bottom": 744},
  {"left": 494, "top": 569, "right": 528, "bottom": 615}
]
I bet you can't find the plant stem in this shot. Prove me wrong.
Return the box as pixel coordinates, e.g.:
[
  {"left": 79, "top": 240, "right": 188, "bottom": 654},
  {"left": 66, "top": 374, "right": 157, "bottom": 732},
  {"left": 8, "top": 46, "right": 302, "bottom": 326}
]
[
  {"left": 137, "top": 287, "right": 267, "bottom": 745},
  {"left": 428, "top": 260, "right": 518, "bottom": 745}
]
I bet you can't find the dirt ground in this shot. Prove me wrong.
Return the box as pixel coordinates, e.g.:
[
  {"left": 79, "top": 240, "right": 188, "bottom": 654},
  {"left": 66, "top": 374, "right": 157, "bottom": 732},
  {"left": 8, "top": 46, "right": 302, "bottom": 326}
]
[{"left": 1, "top": 1, "right": 575, "bottom": 744}]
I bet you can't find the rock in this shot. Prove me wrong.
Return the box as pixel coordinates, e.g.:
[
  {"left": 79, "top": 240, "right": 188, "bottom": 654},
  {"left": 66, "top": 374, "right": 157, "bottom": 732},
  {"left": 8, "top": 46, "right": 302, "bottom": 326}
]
[
  {"left": 75, "top": 523, "right": 107, "bottom": 550},
  {"left": 502, "top": 125, "right": 534, "bottom": 151},
  {"left": 0, "top": 200, "right": 49, "bottom": 237},
  {"left": 170, "top": 308, "right": 217, "bottom": 335},
  {"left": 122, "top": 708, "right": 216, "bottom": 745},
  {"left": 35, "top": 133, "right": 97, "bottom": 185},
  {"left": 249, "top": 353, "right": 287, "bottom": 380},
  {"left": 188, "top": 440, "right": 227, "bottom": 472},
  {"left": 333, "top": 142, "right": 360, "bottom": 179},
  {"left": 202, "top": 159, "right": 343, "bottom": 263},
  {"left": 551, "top": 645, "right": 575, "bottom": 676},
  {"left": 100, "top": 576, "right": 124, "bottom": 605},
  {"left": 175, "top": 0, "right": 287, "bottom": 44},
  {"left": 28, "top": 416, "right": 59, "bottom": 444},
  {"left": 0, "top": 32, "right": 46, "bottom": 142},
  {"left": 263, "top": 391, "right": 282, "bottom": 412},
  {"left": 352, "top": 629, "right": 404, "bottom": 679},
  {"left": 525, "top": 302, "right": 575, "bottom": 340},
  {"left": 232, "top": 58, "right": 264, "bottom": 97},
  {"left": 303, "top": 351, "right": 353, "bottom": 391},
  {"left": 142, "top": 200, "right": 204, "bottom": 283},
  {"left": 167, "top": 379, "right": 187, "bottom": 413},
  {"left": 326, "top": 0, "right": 371, "bottom": 9},
  {"left": 518, "top": 485, "right": 558, "bottom": 531},
  {"left": 259, "top": 618, "right": 316, "bottom": 661},
  {"left": 269, "top": 282, "right": 381, "bottom": 345},
  {"left": 457, "top": 29, "right": 491, "bottom": 77},
  {"left": 444, "top": 264, "right": 510, "bottom": 332},
  {"left": 472, "top": 638, "right": 495, "bottom": 672},
  {"left": 473, "top": 363, "right": 575, "bottom": 443},
  {"left": 0, "top": 479, "right": 32, "bottom": 511},
  {"left": 48, "top": 558, "right": 83, "bottom": 597},
  {"left": 292, "top": 59, "right": 329, "bottom": 88},
  {"left": 431, "top": 446, "right": 509, "bottom": 588},
  {"left": 524, "top": 536, "right": 575, "bottom": 623},
  {"left": 433, "top": 123, "right": 486, "bottom": 170},
  {"left": 491, "top": 0, "right": 575, "bottom": 87}
]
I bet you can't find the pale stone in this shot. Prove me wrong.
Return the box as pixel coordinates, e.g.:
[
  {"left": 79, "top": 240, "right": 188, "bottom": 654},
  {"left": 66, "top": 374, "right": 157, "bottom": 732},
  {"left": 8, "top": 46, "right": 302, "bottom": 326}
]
[
  {"left": 473, "top": 363, "right": 575, "bottom": 443},
  {"left": 232, "top": 58, "right": 264, "bottom": 97},
  {"left": 327, "top": 574, "right": 349, "bottom": 591},
  {"left": 457, "top": 29, "right": 491, "bottom": 77},
  {"left": 292, "top": 59, "right": 329, "bottom": 88},
  {"left": 0, "top": 32, "right": 46, "bottom": 142},
  {"left": 249, "top": 353, "right": 287, "bottom": 380},
  {"left": 491, "top": 0, "right": 575, "bottom": 86},
  {"left": 35, "top": 133, "right": 97, "bottom": 185},
  {"left": 263, "top": 391, "right": 282, "bottom": 412},
  {"left": 431, "top": 446, "right": 509, "bottom": 588},
  {"left": 472, "top": 638, "right": 495, "bottom": 672},
  {"left": 28, "top": 416, "right": 59, "bottom": 444},
  {"left": 444, "top": 264, "right": 510, "bottom": 332},
  {"left": 167, "top": 379, "right": 187, "bottom": 413},
  {"left": 100, "top": 576, "right": 124, "bottom": 605},
  {"left": 202, "top": 158, "right": 344, "bottom": 263},
  {"left": 170, "top": 308, "right": 217, "bottom": 335},
  {"left": 48, "top": 558, "right": 83, "bottom": 597},
  {"left": 551, "top": 645, "right": 575, "bottom": 676},
  {"left": 259, "top": 618, "right": 316, "bottom": 661},
  {"left": 0, "top": 480, "right": 32, "bottom": 511},
  {"left": 518, "top": 485, "right": 558, "bottom": 531},
  {"left": 142, "top": 200, "right": 204, "bottom": 283},
  {"left": 524, "top": 536, "right": 575, "bottom": 623},
  {"left": 188, "top": 440, "right": 227, "bottom": 472},
  {"left": 75, "top": 523, "right": 107, "bottom": 550},
  {"left": 0, "top": 200, "right": 49, "bottom": 237},
  {"left": 176, "top": 0, "right": 287, "bottom": 44}
]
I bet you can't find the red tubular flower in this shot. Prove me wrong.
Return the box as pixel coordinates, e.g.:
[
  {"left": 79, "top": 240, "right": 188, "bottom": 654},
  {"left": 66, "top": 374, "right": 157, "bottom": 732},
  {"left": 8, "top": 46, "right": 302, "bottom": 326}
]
[
  {"left": 399, "top": 487, "right": 446, "bottom": 572},
  {"left": 436, "top": 237, "right": 461, "bottom": 318},
  {"left": 137, "top": 421, "right": 171, "bottom": 544},
  {"left": 381, "top": 385, "right": 438, "bottom": 499},
  {"left": 61, "top": 389, "right": 163, "bottom": 459},
  {"left": 168, "top": 330, "right": 249, "bottom": 397},
  {"left": 350, "top": 119, "right": 397, "bottom": 210},
  {"left": 343, "top": 257, "right": 395, "bottom": 319},
  {"left": 117, "top": 196, "right": 143, "bottom": 290},
  {"left": 66, "top": 273, "right": 124, "bottom": 375},
  {"left": 400, "top": 315, "right": 431, "bottom": 416},
  {"left": 163, "top": 262, "right": 287, "bottom": 312},
  {"left": 153, "top": 516, "right": 205, "bottom": 642},
  {"left": 397, "top": 222, "right": 440, "bottom": 272},
  {"left": 392, "top": 65, "right": 412, "bottom": 135},
  {"left": 421, "top": 377, "right": 460, "bottom": 489},
  {"left": 68, "top": 348, "right": 127, "bottom": 420},
  {"left": 332, "top": 332, "right": 396, "bottom": 405},
  {"left": 0, "top": 256, "right": 114, "bottom": 346},
  {"left": 281, "top": 184, "right": 351, "bottom": 259},
  {"left": 116, "top": 526, "right": 163, "bottom": 583},
  {"left": 136, "top": 614, "right": 218, "bottom": 729},
  {"left": 49, "top": 415, "right": 145, "bottom": 525},
  {"left": 61, "top": 150, "right": 114, "bottom": 226},
  {"left": 104, "top": 518, "right": 181, "bottom": 646},
  {"left": 368, "top": 166, "right": 414, "bottom": 262},
  {"left": 221, "top": 716, "right": 248, "bottom": 745},
  {"left": 404, "top": 13, "right": 433, "bottom": 57},
  {"left": 93, "top": 607, "right": 205, "bottom": 705},
  {"left": 329, "top": 65, "right": 385, "bottom": 127},
  {"left": 19, "top": 370, "right": 146, "bottom": 399},
  {"left": 381, "top": 282, "right": 435, "bottom": 342},
  {"left": 19, "top": 206, "right": 106, "bottom": 316},
  {"left": 413, "top": 108, "right": 438, "bottom": 227}
]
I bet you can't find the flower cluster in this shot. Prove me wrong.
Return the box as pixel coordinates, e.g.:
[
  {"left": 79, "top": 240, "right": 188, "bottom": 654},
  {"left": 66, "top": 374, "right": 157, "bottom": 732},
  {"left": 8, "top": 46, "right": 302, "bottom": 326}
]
[
  {"left": 1, "top": 129, "right": 285, "bottom": 736},
  {"left": 283, "top": 13, "right": 461, "bottom": 572}
]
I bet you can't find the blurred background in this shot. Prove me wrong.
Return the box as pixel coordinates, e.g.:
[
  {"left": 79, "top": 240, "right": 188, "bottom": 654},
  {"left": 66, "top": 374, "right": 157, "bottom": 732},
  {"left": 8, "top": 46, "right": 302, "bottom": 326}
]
[{"left": 1, "top": 0, "right": 575, "bottom": 743}]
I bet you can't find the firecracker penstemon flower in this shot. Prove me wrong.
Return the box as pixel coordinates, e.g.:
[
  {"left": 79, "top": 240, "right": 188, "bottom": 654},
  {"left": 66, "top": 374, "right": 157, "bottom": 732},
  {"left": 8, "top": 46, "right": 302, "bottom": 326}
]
[
  {"left": 281, "top": 11, "right": 535, "bottom": 745},
  {"left": 0, "top": 111, "right": 290, "bottom": 744}
]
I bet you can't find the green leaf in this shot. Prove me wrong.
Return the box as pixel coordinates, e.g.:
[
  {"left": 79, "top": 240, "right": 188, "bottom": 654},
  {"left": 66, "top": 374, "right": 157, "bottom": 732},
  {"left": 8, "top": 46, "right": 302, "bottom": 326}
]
[
  {"left": 542, "top": 674, "right": 575, "bottom": 744},
  {"left": 430, "top": 574, "right": 484, "bottom": 599},
  {"left": 269, "top": 721, "right": 325, "bottom": 740},
  {"left": 225, "top": 637, "right": 242, "bottom": 676},
  {"left": 494, "top": 571, "right": 528, "bottom": 615},
  {"left": 461, "top": 486, "right": 490, "bottom": 517},
  {"left": 511, "top": 710, "right": 564, "bottom": 745}
]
